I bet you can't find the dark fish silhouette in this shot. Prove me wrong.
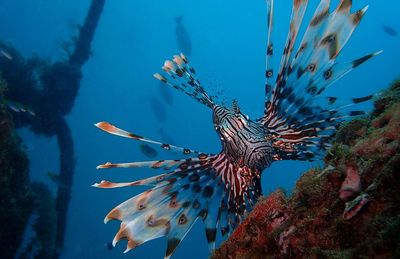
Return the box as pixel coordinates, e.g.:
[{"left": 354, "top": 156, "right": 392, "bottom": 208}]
[
  {"left": 175, "top": 16, "right": 192, "bottom": 57},
  {"left": 158, "top": 128, "right": 175, "bottom": 144},
  {"left": 382, "top": 24, "right": 397, "bottom": 37},
  {"left": 140, "top": 144, "right": 158, "bottom": 158},
  {"left": 105, "top": 241, "right": 113, "bottom": 250},
  {"left": 94, "top": 1, "right": 381, "bottom": 258},
  {"left": 149, "top": 97, "right": 167, "bottom": 123},
  {"left": 159, "top": 81, "right": 173, "bottom": 106}
]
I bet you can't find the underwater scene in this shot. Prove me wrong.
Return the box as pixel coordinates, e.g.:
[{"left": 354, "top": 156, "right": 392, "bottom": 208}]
[{"left": 1, "top": 0, "right": 400, "bottom": 258}]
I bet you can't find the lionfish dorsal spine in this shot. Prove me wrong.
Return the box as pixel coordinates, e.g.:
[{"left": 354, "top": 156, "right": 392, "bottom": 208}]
[{"left": 261, "top": 0, "right": 380, "bottom": 161}]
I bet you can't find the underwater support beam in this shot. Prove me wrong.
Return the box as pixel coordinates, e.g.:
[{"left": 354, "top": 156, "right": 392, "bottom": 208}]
[
  {"left": 53, "top": 0, "right": 106, "bottom": 257},
  {"left": 54, "top": 119, "right": 75, "bottom": 259},
  {"left": 69, "top": 0, "right": 106, "bottom": 67}
]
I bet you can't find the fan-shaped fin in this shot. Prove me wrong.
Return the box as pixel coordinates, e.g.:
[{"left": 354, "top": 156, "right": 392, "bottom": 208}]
[
  {"left": 281, "top": 51, "right": 382, "bottom": 118},
  {"left": 218, "top": 196, "right": 230, "bottom": 238},
  {"left": 260, "top": 0, "right": 379, "bottom": 162},
  {"left": 154, "top": 53, "right": 215, "bottom": 108},
  {"left": 264, "top": 0, "right": 275, "bottom": 103},
  {"left": 95, "top": 121, "right": 205, "bottom": 155},
  {"left": 95, "top": 157, "right": 204, "bottom": 170},
  {"left": 276, "top": 0, "right": 308, "bottom": 77},
  {"left": 264, "top": 0, "right": 372, "bottom": 125},
  {"left": 202, "top": 180, "right": 224, "bottom": 251},
  {"left": 94, "top": 151, "right": 261, "bottom": 257}
]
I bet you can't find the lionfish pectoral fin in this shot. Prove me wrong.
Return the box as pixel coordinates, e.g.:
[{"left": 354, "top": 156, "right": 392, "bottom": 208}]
[
  {"left": 154, "top": 53, "right": 216, "bottom": 108},
  {"left": 94, "top": 153, "right": 224, "bottom": 257},
  {"left": 95, "top": 121, "right": 205, "bottom": 156},
  {"left": 262, "top": 0, "right": 380, "bottom": 161},
  {"left": 94, "top": 152, "right": 261, "bottom": 257}
]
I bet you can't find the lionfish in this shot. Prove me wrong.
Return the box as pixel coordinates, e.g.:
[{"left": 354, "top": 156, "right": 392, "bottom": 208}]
[{"left": 93, "top": 0, "right": 380, "bottom": 257}]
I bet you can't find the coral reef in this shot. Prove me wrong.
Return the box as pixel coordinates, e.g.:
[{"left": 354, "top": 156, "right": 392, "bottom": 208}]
[{"left": 213, "top": 81, "right": 400, "bottom": 258}]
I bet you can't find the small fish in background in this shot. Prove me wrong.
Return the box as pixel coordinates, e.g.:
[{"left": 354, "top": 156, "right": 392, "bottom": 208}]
[
  {"left": 139, "top": 143, "right": 158, "bottom": 158},
  {"left": 382, "top": 24, "right": 397, "bottom": 37},
  {"left": 175, "top": 15, "right": 192, "bottom": 57},
  {"left": 149, "top": 96, "right": 167, "bottom": 123},
  {"left": 0, "top": 48, "right": 13, "bottom": 60},
  {"left": 5, "top": 100, "right": 36, "bottom": 116},
  {"left": 159, "top": 81, "right": 173, "bottom": 106},
  {"left": 104, "top": 241, "right": 113, "bottom": 251}
]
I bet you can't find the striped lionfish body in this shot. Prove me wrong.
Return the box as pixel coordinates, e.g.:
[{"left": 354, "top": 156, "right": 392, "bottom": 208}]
[{"left": 94, "top": 0, "right": 381, "bottom": 258}]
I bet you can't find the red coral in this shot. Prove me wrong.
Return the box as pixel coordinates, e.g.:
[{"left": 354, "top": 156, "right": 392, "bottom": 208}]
[
  {"left": 214, "top": 190, "right": 288, "bottom": 258},
  {"left": 353, "top": 103, "right": 400, "bottom": 159},
  {"left": 339, "top": 165, "right": 361, "bottom": 201}
]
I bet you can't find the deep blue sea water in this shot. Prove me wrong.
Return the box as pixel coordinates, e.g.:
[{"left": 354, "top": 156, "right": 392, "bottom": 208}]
[{"left": 1, "top": 0, "right": 399, "bottom": 258}]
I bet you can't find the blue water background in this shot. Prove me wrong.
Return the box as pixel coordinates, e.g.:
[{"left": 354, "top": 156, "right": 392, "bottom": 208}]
[{"left": 1, "top": 0, "right": 399, "bottom": 258}]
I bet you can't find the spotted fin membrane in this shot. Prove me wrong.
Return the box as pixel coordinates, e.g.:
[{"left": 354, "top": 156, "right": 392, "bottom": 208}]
[
  {"left": 94, "top": 0, "right": 380, "bottom": 258},
  {"left": 154, "top": 54, "right": 215, "bottom": 109},
  {"left": 94, "top": 150, "right": 260, "bottom": 258},
  {"left": 262, "top": 0, "right": 381, "bottom": 161},
  {"left": 94, "top": 120, "right": 262, "bottom": 257}
]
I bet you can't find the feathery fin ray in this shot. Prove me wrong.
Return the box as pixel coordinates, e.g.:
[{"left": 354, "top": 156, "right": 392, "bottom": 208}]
[
  {"left": 94, "top": 151, "right": 261, "bottom": 257},
  {"left": 95, "top": 121, "right": 204, "bottom": 156},
  {"left": 262, "top": 0, "right": 380, "bottom": 161},
  {"left": 154, "top": 53, "right": 215, "bottom": 108}
]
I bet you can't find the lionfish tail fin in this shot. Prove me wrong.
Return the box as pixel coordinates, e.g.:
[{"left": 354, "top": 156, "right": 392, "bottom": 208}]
[
  {"left": 154, "top": 54, "right": 215, "bottom": 108},
  {"left": 261, "top": 0, "right": 380, "bottom": 161},
  {"left": 94, "top": 152, "right": 261, "bottom": 257}
]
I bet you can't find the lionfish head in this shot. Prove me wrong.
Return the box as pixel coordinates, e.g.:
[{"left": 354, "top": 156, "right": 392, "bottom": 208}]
[{"left": 212, "top": 101, "right": 250, "bottom": 140}]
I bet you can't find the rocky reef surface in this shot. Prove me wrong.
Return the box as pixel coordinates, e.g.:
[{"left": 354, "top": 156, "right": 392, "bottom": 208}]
[{"left": 213, "top": 81, "right": 400, "bottom": 259}]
